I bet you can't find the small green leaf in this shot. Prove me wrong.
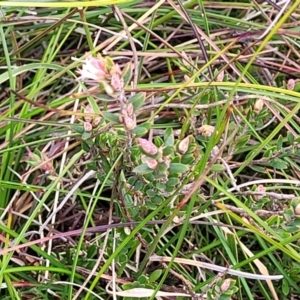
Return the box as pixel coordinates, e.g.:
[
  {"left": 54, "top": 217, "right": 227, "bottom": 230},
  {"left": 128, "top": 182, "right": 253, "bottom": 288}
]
[
  {"left": 121, "top": 62, "right": 132, "bottom": 87},
  {"left": 235, "top": 135, "right": 250, "bottom": 149},
  {"left": 149, "top": 269, "right": 162, "bottom": 283},
  {"left": 122, "top": 283, "right": 133, "bottom": 290},
  {"left": 156, "top": 182, "right": 166, "bottom": 190},
  {"left": 99, "top": 153, "right": 111, "bottom": 173},
  {"left": 152, "top": 195, "right": 163, "bottom": 204},
  {"left": 287, "top": 132, "right": 294, "bottom": 145},
  {"left": 146, "top": 200, "right": 157, "bottom": 210},
  {"left": 105, "top": 56, "right": 114, "bottom": 68},
  {"left": 71, "top": 124, "right": 84, "bottom": 134},
  {"left": 166, "top": 177, "right": 179, "bottom": 186},
  {"left": 169, "top": 163, "right": 189, "bottom": 174},
  {"left": 290, "top": 268, "right": 300, "bottom": 282},
  {"left": 294, "top": 82, "right": 300, "bottom": 92},
  {"left": 172, "top": 156, "right": 180, "bottom": 163},
  {"left": 283, "top": 208, "right": 293, "bottom": 222},
  {"left": 266, "top": 215, "right": 282, "bottom": 226},
  {"left": 249, "top": 165, "right": 266, "bottom": 173},
  {"left": 157, "top": 162, "right": 168, "bottom": 173},
  {"left": 134, "top": 181, "right": 143, "bottom": 191},
  {"left": 133, "top": 163, "right": 153, "bottom": 174},
  {"left": 137, "top": 275, "right": 148, "bottom": 284},
  {"left": 87, "top": 245, "right": 97, "bottom": 258},
  {"left": 277, "top": 134, "right": 283, "bottom": 150},
  {"left": 211, "top": 164, "right": 224, "bottom": 172},
  {"left": 102, "top": 111, "right": 120, "bottom": 123},
  {"left": 263, "top": 148, "right": 273, "bottom": 158},
  {"left": 164, "top": 128, "right": 174, "bottom": 147},
  {"left": 163, "top": 146, "right": 174, "bottom": 156},
  {"left": 96, "top": 93, "right": 116, "bottom": 102},
  {"left": 119, "top": 253, "right": 127, "bottom": 264},
  {"left": 181, "top": 154, "right": 195, "bottom": 165},
  {"left": 282, "top": 278, "right": 290, "bottom": 296},
  {"left": 154, "top": 136, "right": 164, "bottom": 147},
  {"left": 139, "top": 122, "right": 152, "bottom": 130},
  {"left": 146, "top": 189, "right": 156, "bottom": 197},
  {"left": 270, "top": 158, "right": 288, "bottom": 169},
  {"left": 131, "top": 125, "right": 148, "bottom": 137},
  {"left": 128, "top": 92, "right": 146, "bottom": 112},
  {"left": 82, "top": 131, "right": 92, "bottom": 140}
]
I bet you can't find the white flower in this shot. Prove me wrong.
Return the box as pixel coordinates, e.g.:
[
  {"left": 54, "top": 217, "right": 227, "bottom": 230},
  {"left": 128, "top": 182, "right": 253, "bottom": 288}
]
[{"left": 79, "top": 55, "right": 107, "bottom": 82}]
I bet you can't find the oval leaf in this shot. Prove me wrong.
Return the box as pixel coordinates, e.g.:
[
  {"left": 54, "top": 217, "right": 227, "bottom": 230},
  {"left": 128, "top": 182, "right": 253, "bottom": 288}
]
[
  {"left": 133, "top": 163, "right": 153, "bottom": 174},
  {"left": 128, "top": 92, "right": 146, "bottom": 112},
  {"left": 102, "top": 111, "right": 120, "bottom": 123},
  {"left": 149, "top": 269, "right": 162, "bottom": 283},
  {"left": 211, "top": 164, "right": 224, "bottom": 172},
  {"left": 164, "top": 128, "right": 174, "bottom": 147},
  {"left": 270, "top": 158, "right": 288, "bottom": 170},
  {"left": 131, "top": 125, "right": 148, "bottom": 137},
  {"left": 169, "top": 163, "right": 188, "bottom": 174}
]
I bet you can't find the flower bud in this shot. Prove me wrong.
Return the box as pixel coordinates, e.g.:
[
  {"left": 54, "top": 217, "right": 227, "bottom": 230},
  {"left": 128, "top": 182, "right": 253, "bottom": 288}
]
[
  {"left": 93, "top": 116, "right": 101, "bottom": 127},
  {"left": 84, "top": 121, "right": 93, "bottom": 132},
  {"left": 137, "top": 138, "right": 158, "bottom": 156},
  {"left": 287, "top": 79, "right": 295, "bottom": 91},
  {"left": 146, "top": 159, "right": 158, "bottom": 170},
  {"left": 254, "top": 184, "right": 266, "bottom": 201},
  {"left": 295, "top": 203, "right": 300, "bottom": 215},
  {"left": 253, "top": 99, "right": 264, "bottom": 113},
  {"left": 220, "top": 279, "right": 231, "bottom": 292},
  {"left": 84, "top": 105, "right": 93, "bottom": 123},
  {"left": 173, "top": 216, "right": 180, "bottom": 223},
  {"left": 42, "top": 161, "right": 54, "bottom": 173},
  {"left": 111, "top": 73, "right": 123, "bottom": 91},
  {"left": 79, "top": 54, "right": 107, "bottom": 82},
  {"left": 103, "top": 81, "right": 115, "bottom": 96},
  {"left": 178, "top": 136, "right": 190, "bottom": 154},
  {"left": 217, "top": 70, "right": 224, "bottom": 82},
  {"left": 198, "top": 125, "right": 215, "bottom": 137},
  {"left": 124, "top": 116, "right": 136, "bottom": 131},
  {"left": 126, "top": 103, "right": 134, "bottom": 117}
]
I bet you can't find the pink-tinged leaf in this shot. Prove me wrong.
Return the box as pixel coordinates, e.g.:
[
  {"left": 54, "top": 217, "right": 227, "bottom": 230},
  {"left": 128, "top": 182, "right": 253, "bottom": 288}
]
[
  {"left": 84, "top": 105, "right": 93, "bottom": 122},
  {"left": 111, "top": 73, "right": 123, "bottom": 91},
  {"left": 253, "top": 99, "right": 264, "bottom": 113},
  {"left": 146, "top": 159, "right": 158, "bottom": 170},
  {"left": 93, "top": 116, "right": 101, "bottom": 127},
  {"left": 198, "top": 125, "right": 215, "bottom": 137},
  {"left": 84, "top": 121, "right": 93, "bottom": 132},
  {"left": 137, "top": 138, "right": 158, "bottom": 156},
  {"left": 217, "top": 69, "right": 224, "bottom": 82},
  {"left": 287, "top": 79, "right": 295, "bottom": 90},
  {"left": 221, "top": 279, "right": 231, "bottom": 292},
  {"left": 123, "top": 116, "right": 136, "bottom": 130},
  {"left": 126, "top": 103, "right": 134, "bottom": 116},
  {"left": 178, "top": 136, "right": 190, "bottom": 154}
]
